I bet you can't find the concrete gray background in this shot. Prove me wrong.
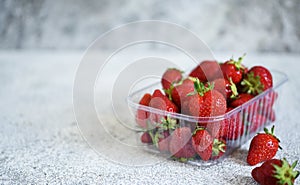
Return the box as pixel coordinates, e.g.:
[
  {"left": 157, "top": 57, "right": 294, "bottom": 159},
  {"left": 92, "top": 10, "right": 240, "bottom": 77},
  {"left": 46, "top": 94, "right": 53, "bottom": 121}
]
[{"left": 0, "top": 0, "right": 300, "bottom": 52}]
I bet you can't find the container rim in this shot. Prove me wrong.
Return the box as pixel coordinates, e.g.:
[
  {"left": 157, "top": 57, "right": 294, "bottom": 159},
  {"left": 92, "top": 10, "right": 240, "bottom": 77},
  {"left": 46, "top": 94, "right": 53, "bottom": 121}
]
[{"left": 127, "top": 69, "right": 288, "bottom": 122}]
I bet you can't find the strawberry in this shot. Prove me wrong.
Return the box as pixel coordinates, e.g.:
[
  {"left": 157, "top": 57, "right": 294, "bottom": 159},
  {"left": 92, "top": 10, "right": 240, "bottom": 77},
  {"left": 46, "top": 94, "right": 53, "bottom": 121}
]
[
  {"left": 189, "top": 60, "right": 222, "bottom": 82},
  {"left": 241, "top": 66, "right": 273, "bottom": 95},
  {"left": 140, "top": 132, "right": 152, "bottom": 143},
  {"left": 136, "top": 93, "right": 152, "bottom": 128},
  {"left": 212, "top": 77, "right": 238, "bottom": 99},
  {"left": 192, "top": 128, "right": 213, "bottom": 161},
  {"left": 223, "top": 111, "right": 244, "bottom": 140},
  {"left": 161, "top": 68, "right": 183, "bottom": 90},
  {"left": 252, "top": 158, "right": 299, "bottom": 185},
  {"left": 257, "top": 90, "right": 278, "bottom": 118},
  {"left": 169, "top": 127, "right": 196, "bottom": 158},
  {"left": 186, "top": 78, "right": 227, "bottom": 117},
  {"left": 171, "top": 78, "right": 195, "bottom": 110},
  {"left": 248, "top": 113, "right": 267, "bottom": 134},
  {"left": 220, "top": 55, "right": 247, "bottom": 84},
  {"left": 157, "top": 130, "right": 171, "bottom": 152},
  {"left": 230, "top": 93, "right": 254, "bottom": 108},
  {"left": 211, "top": 138, "right": 227, "bottom": 160},
  {"left": 149, "top": 89, "right": 179, "bottom": 123},
  {"left": 154, "top": 117, "right": 177, "bottom": 152},
  {"left": 247, "top": 126, "right": 281, "bottom": 166}
]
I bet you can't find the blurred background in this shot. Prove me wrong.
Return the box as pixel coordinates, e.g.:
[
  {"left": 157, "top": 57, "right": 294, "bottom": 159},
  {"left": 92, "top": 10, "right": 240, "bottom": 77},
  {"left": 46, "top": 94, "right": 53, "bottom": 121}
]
[{"left": 1, "top": 0, "right": 300, "bottom": 53}]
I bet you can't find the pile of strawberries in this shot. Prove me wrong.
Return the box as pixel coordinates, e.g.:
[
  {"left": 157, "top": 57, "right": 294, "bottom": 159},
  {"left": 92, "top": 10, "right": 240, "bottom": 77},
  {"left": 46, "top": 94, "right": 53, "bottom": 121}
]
[
  {"left": 135, "top": 55, "right": 299, "bottom": 184},
  {"left": 136, "top": 57, "right": 299, "bottom": 185},
  {"left": 136, "top": 55, "right": 277, "bottom": 160}
]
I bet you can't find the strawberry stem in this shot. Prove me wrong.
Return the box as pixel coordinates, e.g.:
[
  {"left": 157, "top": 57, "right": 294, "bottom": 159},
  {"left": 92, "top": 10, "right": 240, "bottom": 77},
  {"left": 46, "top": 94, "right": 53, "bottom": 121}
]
[
  {"left": 228, "top": 54, "right": 246, "bottom": 70},
  {"left": 229, "top": 77, "right": 239, "bottom": 99},
  {"left": 189, "top": 77, "right": 213, "bottom": 96},
  {"left": 273, "top": 158, "right": 300, "bottom": 185},
  {"left": 241, "top": 72, "right": 264, "bottom": 95}
]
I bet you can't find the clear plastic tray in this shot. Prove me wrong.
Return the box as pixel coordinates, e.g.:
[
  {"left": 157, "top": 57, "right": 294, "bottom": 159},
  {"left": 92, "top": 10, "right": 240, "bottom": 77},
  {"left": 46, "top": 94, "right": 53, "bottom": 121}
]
[{"left": 127, "top": 70, "right": 288, "bottom": 166}]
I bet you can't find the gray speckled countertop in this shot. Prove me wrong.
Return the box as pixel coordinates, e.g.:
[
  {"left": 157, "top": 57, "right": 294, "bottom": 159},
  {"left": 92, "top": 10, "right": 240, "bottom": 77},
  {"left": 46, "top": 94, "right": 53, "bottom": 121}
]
[{"left": 0, "top": 51, "right": 299, "bottom": 184}]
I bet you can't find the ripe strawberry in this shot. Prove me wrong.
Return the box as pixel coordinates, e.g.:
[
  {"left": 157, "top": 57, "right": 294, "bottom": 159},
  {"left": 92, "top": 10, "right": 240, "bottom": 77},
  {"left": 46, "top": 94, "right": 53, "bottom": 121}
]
[
  {"left": 257, "top": 90, "right": 278, "bottom": 117},
  {"left": 157, "top": 130, "right": 171, "bottom": 152},
  {"left": 241, "top": 66, "right": 273, "bottom": 95},
  {"left": 140, "top": 132, "right": 152, "bottom": 143},
  {"left": 136, "top": 93, "right": 152, "bottom": 128},
  {"left": 192, "top": 128, "right": 213, "bottom": 161},
  {"left": 247, "top": 126, "right": 281, "bottom": 166},
  {"left": 223, "top": 111, "right": 244, "bottom": 140},
  {"left": 220, "top": 55, "right": 247, "bottom": 84},
  {"left": 252, "top": 158, "right": 299, "bottom": 185},
  {"left": 230, "top": 93, "right": 254, "bottom": 108},
  {"left": 161, "top": 68, "right": 183, "bottom": 90},
  {"left": 211, "top": 138, "right": 227, "bottom": 160},
  {"left": 171, "top": 78, "right": 195, "bottom": 110},
  {"left": 186, "top": 78, "right": 227, "bottom": 117},
  {"left": 189, "top": 60, "right": 222, "bottom": 82},
  {"left": 212, "top": 77, "right": 238, "bottom": 99},
  {"left": 149, "top": 89, "right": 178, "bottom": 123},
  {"left": 169, "top": 127, "right": 196, "bottom": 158},
  {"left": 248, "top": 113, "right": 267, "bottom": 134}
]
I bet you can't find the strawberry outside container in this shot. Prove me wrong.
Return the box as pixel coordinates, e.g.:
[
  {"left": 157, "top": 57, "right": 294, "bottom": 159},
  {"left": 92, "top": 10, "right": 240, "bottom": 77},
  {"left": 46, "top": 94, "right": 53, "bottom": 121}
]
[{"left": 127, "top": 70, "right": 288, "bottom": 166}]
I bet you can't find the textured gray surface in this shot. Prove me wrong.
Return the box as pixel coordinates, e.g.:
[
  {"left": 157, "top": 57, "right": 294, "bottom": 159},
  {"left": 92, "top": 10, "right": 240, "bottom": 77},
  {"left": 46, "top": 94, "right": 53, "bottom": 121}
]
[
  {"left": 0, "top": 51, "right": 300, "bottom": 184},
  {"left": 1, "top": 0, "right": 300, "bottom": 52}
]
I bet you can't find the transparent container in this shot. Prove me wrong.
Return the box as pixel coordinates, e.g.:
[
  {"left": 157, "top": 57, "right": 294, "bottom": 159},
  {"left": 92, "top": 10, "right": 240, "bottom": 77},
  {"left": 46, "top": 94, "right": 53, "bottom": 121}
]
[{"left": 127, "top": 70, "right": 288, "bottom": 166}]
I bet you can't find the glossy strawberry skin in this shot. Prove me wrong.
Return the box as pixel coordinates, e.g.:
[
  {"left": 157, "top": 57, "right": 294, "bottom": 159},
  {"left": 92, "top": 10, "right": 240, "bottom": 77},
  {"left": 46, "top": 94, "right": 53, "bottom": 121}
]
[
  {"left": 249, "top": 66, "right": 273, "bottom": 91},
  {"left": 220, "top": 61, "right": 243, "bottom": 84},
  {"left": 169, "top": 127, "right": 196, "bottom": 158},
  {"left": 149, "top": 89, "right": 179, "bottom": 123},
  {"left": 247, "top": 129, "right": 280, "bottom": 166},
  {"left": 252, "top": 159, "right": 299, "bottom": 185},
  {"left": 248, "top": 114, "right": 267, "bottom": 134},
  {"left": 136, "top": 93, "right": 152, "bottom": 128},
  {"left": 171, "top": 78, "right": 195, "bottom": 110},
  {"left": 161, "top": 68, "right": 183, "bottom": 90},
  {"left": 140, "top": 132, "right": 152, "bottom": 143},
  {"left": 187, "top": 90, "right": 227, "bottom": 117},
  {"left": 189, "top": 60, "right": 222, "bottom": 82},
  {"left": 192, "top": 129, "right": 213, "bottom": 161},
  {"left": 158, "top": 130, "right": 171, "bottom": 152},
  {"left": 252, "top": 159, "right": 282, "bottom": 185},
  {"left": 230, "top": 93, "right": 254, "bottom": 108},
  {"left": 212, "top": 78, "right": 233, "bottom": 99},
  {"left": 222, "top": 112, "right": 244, "bottom": 140}
]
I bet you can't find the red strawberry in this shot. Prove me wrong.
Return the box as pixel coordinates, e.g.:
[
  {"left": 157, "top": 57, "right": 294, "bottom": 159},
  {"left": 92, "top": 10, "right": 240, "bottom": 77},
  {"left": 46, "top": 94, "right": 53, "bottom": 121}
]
[
  {"left": 248, "top": 113, "right": 267, "bottom": 134},
  {"left": 149, "top": 89, "right": 178, "bottom": 123},
  {"left": 192, "top": 128, "right": 213, "bottom": 161},
  {"left": 186, "top": 78, "right": 227, "bottom": 117},
  {"left": 212, "top": 77, "right": 238, "bottom": 99},
  {"left": 267, "top": 109, "right": 276, "bottom": 122},
  {"left": 220, "top": 55, "right": 247, "bottom": 84},
  {"left": 241, "top": 66, "right": 273, "bottom": 95},
  {"left": 211, "top": 138, "right": 227, "bottom": 160},
  {"left": 230, "top": 93, "right": 254, "bottom": 108},
  {"left": 189, "top": 60, "right": 222, "bottom": 82},
  {"left": 140, "top": 132, "right": 152, "bottom": 143},
  {"left": 169, "top": 127, "right": 196, "bottom": 158},
  {"left": 223, "top": 111, "right": 244, "bottom": 140},
  {"left": 136, "top": 93, "right": 152, "bottom": 128},
  {"left": 252, "top": 158, "right": 299, "bottom": 185},
  {"left": 157, "top": 130, "right": 171, "bottom": 152},
  {"left": 171, "top": 78, "right": 195, "bottom": 110},
  {"left": 161, "top": 68, "right": 183, "bottom": 90},
  {"left": 247, "top": 126, "right": 281, "bottom": 166}
]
